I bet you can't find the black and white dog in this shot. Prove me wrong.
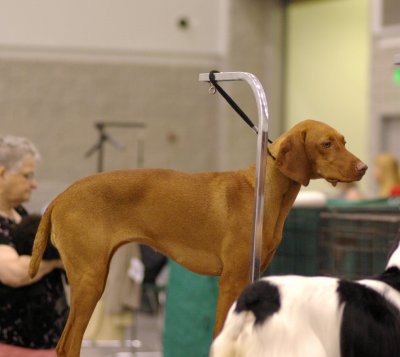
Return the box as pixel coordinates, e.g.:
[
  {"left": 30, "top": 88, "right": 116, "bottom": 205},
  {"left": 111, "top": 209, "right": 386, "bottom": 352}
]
[{"left": 211, "top": 239, "right": 400, "bottom": 357}]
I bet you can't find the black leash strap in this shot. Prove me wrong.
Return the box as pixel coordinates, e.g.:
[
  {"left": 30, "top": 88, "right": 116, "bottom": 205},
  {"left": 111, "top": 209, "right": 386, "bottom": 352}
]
[{"left": 208, "top": 70, "right": 273, "bottom": 144}]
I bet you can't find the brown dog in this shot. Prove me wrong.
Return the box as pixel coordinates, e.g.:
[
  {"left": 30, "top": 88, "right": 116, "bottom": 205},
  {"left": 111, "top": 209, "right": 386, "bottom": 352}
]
[{"left": 29, "top": 120, "right": 367, "bottom": 357}]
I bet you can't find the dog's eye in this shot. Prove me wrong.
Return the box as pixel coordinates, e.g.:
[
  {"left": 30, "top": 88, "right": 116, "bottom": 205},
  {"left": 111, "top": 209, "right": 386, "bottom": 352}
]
[{"left": 322, "top": 142, "right": 332, "bottom": 149}]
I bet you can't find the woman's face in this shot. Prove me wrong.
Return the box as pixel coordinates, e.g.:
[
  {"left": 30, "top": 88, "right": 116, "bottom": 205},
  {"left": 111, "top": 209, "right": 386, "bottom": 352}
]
[{"left": 0, "top": 155, "right": 38, "bottom": 207}]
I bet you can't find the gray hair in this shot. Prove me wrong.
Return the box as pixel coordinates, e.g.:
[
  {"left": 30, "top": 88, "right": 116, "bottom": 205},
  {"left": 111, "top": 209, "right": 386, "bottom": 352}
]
[{"left": 0, "top": 135, "right": 41, "bottom": 171}]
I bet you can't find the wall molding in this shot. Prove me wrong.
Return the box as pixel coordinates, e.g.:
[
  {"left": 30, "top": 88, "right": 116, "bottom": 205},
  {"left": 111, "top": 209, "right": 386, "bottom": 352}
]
[{"left": 0, "top": 44, "right": 221, "bottom": 67}]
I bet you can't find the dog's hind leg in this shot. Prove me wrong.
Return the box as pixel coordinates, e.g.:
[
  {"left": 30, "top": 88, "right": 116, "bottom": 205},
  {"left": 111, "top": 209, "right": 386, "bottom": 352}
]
[{"left": 56, "top": 264, "right": 109, "bottom": 357}]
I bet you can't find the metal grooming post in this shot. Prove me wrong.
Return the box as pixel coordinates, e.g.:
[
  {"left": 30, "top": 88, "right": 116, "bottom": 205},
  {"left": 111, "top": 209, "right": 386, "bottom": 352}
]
[{"left": 199, "top": 72, "right": 270, "bottom": 282}]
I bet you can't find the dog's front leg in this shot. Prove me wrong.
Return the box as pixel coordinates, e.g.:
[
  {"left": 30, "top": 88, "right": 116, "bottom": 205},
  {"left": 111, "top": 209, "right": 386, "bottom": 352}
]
[{"left": 214, "top": 271, "right": 250, "bottom": 336}]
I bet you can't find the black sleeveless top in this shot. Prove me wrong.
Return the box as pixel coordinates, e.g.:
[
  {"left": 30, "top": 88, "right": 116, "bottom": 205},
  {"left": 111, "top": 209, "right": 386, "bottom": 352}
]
[{"left": 0, "top": 208, "right": 69, "bottom": 349}]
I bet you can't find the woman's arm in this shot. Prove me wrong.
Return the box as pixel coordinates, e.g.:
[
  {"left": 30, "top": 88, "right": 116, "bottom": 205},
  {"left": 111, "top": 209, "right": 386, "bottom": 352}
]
[{"left": 0, "top": 245, "right": 62, "bottom": 287}]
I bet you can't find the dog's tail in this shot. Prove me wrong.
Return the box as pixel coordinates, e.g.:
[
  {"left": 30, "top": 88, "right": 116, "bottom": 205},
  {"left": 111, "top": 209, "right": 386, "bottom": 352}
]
[
  {"left": 28, "top": 201, "right": 55, "bottom": 278},
  {"left": 210, "top": 307, "right": 249, "bottom": 357},
  {"left": 211, "top": 280, "right": 281, "bottom": 356}
]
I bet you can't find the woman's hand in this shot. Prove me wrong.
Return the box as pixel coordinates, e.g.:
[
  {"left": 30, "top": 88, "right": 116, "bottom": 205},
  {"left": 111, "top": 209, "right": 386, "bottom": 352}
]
[
  {"left": 0, "top": 245, "right": 63, "bottom": 287},
  {"left": 51, "top": 259, "right": 64, "bottom": 270}
]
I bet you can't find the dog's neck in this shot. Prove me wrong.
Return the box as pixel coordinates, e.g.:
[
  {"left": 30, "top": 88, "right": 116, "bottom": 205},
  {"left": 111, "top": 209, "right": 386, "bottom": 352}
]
[
  {"left": 240, "top": 155, "right": 302, "bottom": 259},
  {"left": 262, "top": 154, "right": 302, "bottom": 224},
  {"left": 241, "top": 154, "right": 301, "bottom": 198}
]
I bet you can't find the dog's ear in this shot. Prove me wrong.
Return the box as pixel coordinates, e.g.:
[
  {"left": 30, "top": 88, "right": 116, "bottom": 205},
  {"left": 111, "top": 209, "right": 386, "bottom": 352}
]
[{"left": 276, "top": 133, "right": 311, "bottom": 186}]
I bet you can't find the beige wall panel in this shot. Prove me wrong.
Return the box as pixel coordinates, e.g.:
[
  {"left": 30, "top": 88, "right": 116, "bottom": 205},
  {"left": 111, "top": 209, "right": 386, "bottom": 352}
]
[{"left": 0, "top": 59, "right": 219, "bottom": 211}]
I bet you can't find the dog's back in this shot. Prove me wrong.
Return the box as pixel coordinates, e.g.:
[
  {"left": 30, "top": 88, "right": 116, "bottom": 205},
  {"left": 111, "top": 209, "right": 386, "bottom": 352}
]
[
  {"left": 211, "top": 240, "right": 400, "bottom": 357},
  {"left": 211, "top": 277, "right": 342, "bottom": 357},
  {"left": 337, "top": 277, "right": 400, "bottom": 357},
  {"left": 210, "top": 280, "right": 282, "bottom": 357}
]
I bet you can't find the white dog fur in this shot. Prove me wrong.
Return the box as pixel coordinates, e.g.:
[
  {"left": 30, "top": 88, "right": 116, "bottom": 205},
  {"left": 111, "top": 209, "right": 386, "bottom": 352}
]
[{"left": 211, "top": 238, "right": 400, "bottom": 357}]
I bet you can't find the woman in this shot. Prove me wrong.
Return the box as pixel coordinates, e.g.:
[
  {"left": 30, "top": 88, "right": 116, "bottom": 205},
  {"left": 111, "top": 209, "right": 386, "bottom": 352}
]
[
  {"left": 0, "top": 135, "right": 68, "bottom": 356},
  {"left": 373, "top": 153, "right": 400, "bottom": 197}
]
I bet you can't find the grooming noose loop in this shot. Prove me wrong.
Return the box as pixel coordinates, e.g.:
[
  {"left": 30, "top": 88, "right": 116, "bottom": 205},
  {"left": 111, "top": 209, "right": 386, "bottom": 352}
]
[{"left": 208, "top": 85, "right": 216, "bottom": 95}]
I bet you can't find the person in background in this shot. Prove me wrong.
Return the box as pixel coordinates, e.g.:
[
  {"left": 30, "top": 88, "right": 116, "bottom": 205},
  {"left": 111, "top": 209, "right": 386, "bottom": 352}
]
[
  {"left": 336, "top": 182, "right": 364, "bottom": 201},
  {"left": 139, "top": 245, "right": 167, "bottom": 314},
  {"left": 0, "top": 135, "right": 68, "bottom": 357},
  {"left": 373, "top": 153, "right": 400, "bottom": 198}
]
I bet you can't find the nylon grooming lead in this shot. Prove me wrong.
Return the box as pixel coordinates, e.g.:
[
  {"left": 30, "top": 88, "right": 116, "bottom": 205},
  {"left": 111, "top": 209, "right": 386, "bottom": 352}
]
[{"left": 208, "top": 70, "right": 273, "bottom": 145}]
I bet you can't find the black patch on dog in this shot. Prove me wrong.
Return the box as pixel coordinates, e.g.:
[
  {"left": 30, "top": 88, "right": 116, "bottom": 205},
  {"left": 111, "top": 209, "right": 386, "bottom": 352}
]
[
  {"left": 234, "top": 280, "right": 281, "bottom": 325},
  {"left": 337, "top": 280, "right": 400, "bottom": 357},
  {"left": 11, "top": 214, "right": 60, "bottom": 260},
  {"left": 374, "top": 267, "right": 400, "bottom": 292}
]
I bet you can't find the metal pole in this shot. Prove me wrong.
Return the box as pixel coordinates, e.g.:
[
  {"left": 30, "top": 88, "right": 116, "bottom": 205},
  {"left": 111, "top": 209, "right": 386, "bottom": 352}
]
[
  {"left": 137, "top": 129, "right": 145, "bottom": 168},
  {"left": 97, "top": 123, "right": 105, "bottom": 173},
  {"left": 199, "top": 72, "right": 270, "bottom": 282},
  {"left": 85, "top": 122, "right": 146, "bottom": 173}
]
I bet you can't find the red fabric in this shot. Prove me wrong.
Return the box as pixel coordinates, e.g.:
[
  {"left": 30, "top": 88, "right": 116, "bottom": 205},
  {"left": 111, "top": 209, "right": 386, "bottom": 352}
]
[
  {"left": 390, "top": 185, "right": 400, "bottom": 197},
  {"left": 0, "top": 343, "right": 56, "bottom": 357}
]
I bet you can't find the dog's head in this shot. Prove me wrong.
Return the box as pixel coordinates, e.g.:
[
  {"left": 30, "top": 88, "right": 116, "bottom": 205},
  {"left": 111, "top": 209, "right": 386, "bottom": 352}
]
[
  {"left": 274, "top": 120, "right": 367, "bottom": 186},
  {"left": 11, "top": 214, "right": 60, "bottom": 260}
]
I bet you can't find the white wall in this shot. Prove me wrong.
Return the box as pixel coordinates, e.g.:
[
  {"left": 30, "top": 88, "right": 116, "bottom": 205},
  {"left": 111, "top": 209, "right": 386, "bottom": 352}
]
[{"left": 0, "top": 0, "right": 229, "bottom": 56}]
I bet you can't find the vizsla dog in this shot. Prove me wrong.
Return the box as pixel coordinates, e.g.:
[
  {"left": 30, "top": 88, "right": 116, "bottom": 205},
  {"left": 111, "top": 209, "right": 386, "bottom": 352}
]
[{"left": 29, "top": 120, "right": 367, "bottom": 357}]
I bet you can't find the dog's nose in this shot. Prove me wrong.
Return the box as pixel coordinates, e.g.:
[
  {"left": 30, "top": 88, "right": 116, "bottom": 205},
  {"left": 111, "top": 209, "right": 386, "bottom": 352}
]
[{"left": 356, "top": 161, "right": 368, "bottom": 173}]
